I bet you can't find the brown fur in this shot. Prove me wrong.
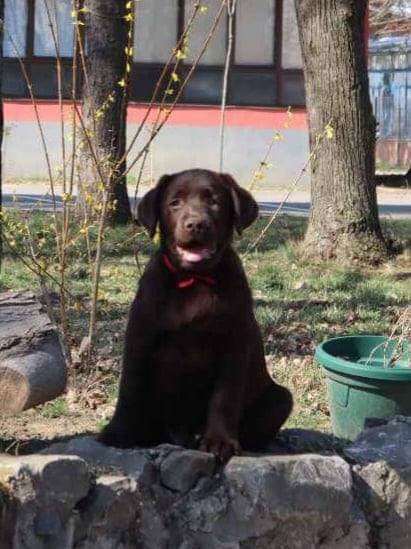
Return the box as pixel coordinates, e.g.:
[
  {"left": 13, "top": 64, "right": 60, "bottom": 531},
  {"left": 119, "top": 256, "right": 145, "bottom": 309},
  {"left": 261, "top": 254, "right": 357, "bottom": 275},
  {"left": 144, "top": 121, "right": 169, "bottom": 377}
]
[{"left": 100, "top": 169, "right": 292, "bottom": 462}]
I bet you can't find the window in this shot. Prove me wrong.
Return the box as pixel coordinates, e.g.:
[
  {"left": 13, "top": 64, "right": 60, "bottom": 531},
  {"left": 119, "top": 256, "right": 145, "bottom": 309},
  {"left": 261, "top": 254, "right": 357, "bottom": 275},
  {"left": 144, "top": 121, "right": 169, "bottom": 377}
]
[
  {"left": 282, "top": 0, "right": 303, "bottom": 69},
  {"left": 34, "top": 0, "right": 74, "bottom": 57},
  {"left": 134, "top": 0, "right": 179, "bottom": 63},
  {"left": 4, "top": 0, "right": 27, "bottom": 57},
  {"left": 184, "top": 0, "right": 227, "bottom": 66},
  {"left": 2, "top": 0, "right": 305, "bottom": 107},
  {"left": 235, "top": 0, "right": 275, "bottom": 65}
]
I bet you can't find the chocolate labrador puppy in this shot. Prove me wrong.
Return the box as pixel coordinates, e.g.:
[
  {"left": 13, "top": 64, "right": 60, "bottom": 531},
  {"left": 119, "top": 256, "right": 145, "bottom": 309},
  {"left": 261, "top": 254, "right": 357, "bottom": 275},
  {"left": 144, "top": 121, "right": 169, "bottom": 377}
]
[{"left": 100, "top": 169, "right": 292, "bottom": 461}]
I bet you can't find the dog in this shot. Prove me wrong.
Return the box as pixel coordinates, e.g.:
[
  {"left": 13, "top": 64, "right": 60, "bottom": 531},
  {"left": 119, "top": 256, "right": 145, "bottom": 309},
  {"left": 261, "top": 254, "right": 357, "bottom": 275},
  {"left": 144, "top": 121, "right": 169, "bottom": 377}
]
[{"left": 100, "top": 169, "right": 292, "bottom": 461}]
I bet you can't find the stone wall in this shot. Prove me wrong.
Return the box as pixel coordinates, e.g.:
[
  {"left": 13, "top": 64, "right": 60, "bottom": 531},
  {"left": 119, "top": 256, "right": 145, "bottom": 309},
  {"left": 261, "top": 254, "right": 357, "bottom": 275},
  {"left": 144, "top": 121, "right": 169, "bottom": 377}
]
[{"left": 1, "top": 417, "right": 410, "bottom": 548}]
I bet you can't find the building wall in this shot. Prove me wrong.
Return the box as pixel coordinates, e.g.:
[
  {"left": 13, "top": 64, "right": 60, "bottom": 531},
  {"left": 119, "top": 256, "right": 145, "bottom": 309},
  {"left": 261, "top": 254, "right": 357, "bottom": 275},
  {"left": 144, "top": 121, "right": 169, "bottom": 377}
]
[{"left": 3, "top": 101, "right": 310, "bottom": 189}]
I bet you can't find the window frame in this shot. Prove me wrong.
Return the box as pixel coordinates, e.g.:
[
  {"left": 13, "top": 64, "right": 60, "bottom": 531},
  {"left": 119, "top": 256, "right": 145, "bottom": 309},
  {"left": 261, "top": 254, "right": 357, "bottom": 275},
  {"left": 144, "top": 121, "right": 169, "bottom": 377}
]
[
  {"left": 3, "top": 0, "right": 82, "bottom": 99},
  {"left": 3, "top": 0, "right": 305, "bottom": 107}
]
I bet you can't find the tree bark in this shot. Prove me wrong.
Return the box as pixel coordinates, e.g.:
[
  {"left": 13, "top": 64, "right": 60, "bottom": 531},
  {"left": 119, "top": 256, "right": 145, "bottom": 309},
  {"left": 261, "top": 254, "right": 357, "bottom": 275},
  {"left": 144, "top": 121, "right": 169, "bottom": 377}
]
[
  {"left": 0, "top": 0, "right": 3, "bottom": 269},
  {"left": 295, "top": 0, "right": 389, "bottom": 263},
  {"left": 0, "top": 291, "right": 66, "bottom": 413},
  {"left": 78, "top": 0, "right": 131, "bottom": 225}
]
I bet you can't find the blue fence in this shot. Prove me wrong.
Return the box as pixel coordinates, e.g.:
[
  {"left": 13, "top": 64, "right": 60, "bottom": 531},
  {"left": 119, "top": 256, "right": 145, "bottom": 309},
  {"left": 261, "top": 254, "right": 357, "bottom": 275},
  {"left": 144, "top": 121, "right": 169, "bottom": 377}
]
[{"left": 369, "top": 37, "right": 410, "bottom": 170}]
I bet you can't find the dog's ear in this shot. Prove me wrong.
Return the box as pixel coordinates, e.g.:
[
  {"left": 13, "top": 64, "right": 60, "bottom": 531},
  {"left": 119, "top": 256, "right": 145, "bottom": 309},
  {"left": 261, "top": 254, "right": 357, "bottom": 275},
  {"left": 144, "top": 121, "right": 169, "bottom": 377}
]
[
  {"left": 137, "top": 174, "right": 172, "bottom": 238},
  {"left": 221, "top": 173, "right": 258, "bottom": 235}
]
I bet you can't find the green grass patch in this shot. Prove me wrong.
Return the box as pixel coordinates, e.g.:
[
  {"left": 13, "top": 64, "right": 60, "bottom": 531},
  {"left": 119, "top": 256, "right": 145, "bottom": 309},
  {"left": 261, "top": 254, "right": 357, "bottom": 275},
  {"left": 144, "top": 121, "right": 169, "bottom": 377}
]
[
  {"left": 39, "top": 398, "right": 68, "bottom": 419},
  {"left": 1, "top": 213, "right": 410, "bottom": 434}
]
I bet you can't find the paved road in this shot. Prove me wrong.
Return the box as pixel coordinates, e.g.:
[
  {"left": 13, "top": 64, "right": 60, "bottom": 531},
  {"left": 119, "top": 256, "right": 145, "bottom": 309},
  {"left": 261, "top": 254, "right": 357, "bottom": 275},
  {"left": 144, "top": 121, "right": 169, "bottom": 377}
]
[
  {"left": 257, "top": 201, "right": 411, "bottom": 219},
  {"left": 3, "top": 192, "right": 411, "bottom": 219}
]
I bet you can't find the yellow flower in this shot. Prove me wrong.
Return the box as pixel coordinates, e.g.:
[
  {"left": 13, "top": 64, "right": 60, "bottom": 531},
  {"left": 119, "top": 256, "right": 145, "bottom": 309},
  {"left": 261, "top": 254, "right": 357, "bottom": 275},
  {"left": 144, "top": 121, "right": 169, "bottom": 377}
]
[
  {"left": 175, "top": 49, "right": 187, "bottom": 60},
  {"left": 325, "top": 124, "right": 334, "bottom": 139}
]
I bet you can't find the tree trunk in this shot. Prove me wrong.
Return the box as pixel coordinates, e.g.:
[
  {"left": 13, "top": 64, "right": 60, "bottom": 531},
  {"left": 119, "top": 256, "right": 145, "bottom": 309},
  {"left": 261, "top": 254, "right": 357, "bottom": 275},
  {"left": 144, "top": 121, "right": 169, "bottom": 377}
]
[
  {"left": 295, "top": 0, "right": 389, "bottom": 263},
  {"left": 78, "top": 0, "right": 131, "bottom": 225},
  {"left": 0, "top": 291, "right": 66, "bottom": 413},
  {"left": 0, "top": 0, "right": 3, "bottom": 269}
]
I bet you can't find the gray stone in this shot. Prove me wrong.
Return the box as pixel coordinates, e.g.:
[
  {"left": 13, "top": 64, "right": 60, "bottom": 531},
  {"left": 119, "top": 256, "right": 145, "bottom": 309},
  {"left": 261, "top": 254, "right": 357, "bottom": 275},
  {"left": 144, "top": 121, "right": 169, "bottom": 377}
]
[
  {"left": 278, "top": 428, "right": 342, "bottom": 454},
  {"left": 353, "top": 460, "right": 411, "bottom": 549},
  {"left": 0, "top": 454, "right": 90, "bottom": 548},
  {"left": 345, "top": 415, "right": 411, "bottom": 467},
  {"left": 346, "top": 417, "right": 411, "bottom": 549},
  {"left": 74, "top": 475, "right": 141, "bottom": 548},
  {"left": 160, "top": 449, "right": 216, "bottom": 492},
  {"left": 167, "top": 454, "right": 369, "bottom": 548},
  {"left": 34, "top": 509, "right": 62, "bottom": 536},
  {"left": 42, "top": 436, "right": 155, "bottom": 484},
  {"left": 2, "top": 420, "right": 411, "bottom": 547}
]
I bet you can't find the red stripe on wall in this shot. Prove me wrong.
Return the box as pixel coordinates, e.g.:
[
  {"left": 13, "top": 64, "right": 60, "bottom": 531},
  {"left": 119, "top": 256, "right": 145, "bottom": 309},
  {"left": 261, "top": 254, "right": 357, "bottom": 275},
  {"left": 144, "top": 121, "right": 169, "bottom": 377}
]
[{"left": 3, "top": 99, "right": 308, "bottom": 130}]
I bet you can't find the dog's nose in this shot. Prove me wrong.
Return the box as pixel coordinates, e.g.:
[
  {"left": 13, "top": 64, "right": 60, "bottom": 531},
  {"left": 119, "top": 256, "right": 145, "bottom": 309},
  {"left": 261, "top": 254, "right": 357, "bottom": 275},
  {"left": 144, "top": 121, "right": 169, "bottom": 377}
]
[{"left": 184, "top": 217, "right": 207, "bottom": 235}]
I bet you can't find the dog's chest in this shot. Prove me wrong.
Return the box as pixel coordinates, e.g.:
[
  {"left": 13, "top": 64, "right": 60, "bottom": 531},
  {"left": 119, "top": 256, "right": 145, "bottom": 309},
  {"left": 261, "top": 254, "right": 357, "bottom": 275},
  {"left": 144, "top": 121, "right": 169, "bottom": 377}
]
[
  {"left": 161, "top": 284, "right": 226, "bottom": 331},
  {"left": 152, "top": 329, "right": 218, "bottom": 382}
]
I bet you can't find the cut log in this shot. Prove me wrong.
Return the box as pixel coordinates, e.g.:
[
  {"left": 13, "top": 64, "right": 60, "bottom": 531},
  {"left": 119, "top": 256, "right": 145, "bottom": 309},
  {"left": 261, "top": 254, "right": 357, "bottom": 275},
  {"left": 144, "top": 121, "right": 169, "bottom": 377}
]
[{"left": 0, "top": 290, "right": 67, "bottom": 413}]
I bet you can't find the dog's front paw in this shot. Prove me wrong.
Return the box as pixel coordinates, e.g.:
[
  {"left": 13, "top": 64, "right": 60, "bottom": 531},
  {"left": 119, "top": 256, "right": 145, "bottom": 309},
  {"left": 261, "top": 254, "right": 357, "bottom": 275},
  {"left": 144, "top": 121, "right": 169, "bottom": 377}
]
[{"left": 199, "top": 432, "right": 242, "bottom": 463}]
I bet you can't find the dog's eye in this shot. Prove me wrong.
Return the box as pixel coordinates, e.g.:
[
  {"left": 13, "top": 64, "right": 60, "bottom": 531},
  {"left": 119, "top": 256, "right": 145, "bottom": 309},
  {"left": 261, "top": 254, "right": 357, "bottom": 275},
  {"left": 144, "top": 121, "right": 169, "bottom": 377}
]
[
  {"left": 209, "top": 196, "right": 219, "bottom": 207},
  {"left": 169, "top": 198, "right": 182, "bottom": 208}
]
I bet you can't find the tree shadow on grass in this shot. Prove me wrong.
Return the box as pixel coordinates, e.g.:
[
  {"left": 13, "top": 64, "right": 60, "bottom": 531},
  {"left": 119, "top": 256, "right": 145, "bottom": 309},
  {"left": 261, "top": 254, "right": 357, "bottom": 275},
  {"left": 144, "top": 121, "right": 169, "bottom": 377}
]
[
  {"left": 235, "top": 216, "right": 306, "bottom": 254},
  {"left": 0, "top": 427, "right": 347, "bottom": 458}
]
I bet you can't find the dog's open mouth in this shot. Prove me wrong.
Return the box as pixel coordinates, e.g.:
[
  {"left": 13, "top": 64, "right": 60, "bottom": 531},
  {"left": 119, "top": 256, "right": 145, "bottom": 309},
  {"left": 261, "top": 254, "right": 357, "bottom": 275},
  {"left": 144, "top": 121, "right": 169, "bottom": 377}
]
[{"left": 176, "top": 244, "right": 216, "bottom": 264}]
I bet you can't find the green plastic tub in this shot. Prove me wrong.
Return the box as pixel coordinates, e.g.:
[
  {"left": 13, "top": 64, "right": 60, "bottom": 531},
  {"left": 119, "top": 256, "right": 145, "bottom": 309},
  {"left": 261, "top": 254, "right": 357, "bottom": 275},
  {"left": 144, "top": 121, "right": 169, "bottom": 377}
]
[{"left": 315, "top": 335, "right": 410, "bottom": 441}]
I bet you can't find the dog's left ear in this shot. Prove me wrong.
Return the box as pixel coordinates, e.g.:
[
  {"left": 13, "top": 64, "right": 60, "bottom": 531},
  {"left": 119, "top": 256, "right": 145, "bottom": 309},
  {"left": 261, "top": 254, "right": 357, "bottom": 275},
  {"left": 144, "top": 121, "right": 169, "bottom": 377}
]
[
  {"left": 137, "top": 174, "right": 172, "bottom": 238},
  {"left": 221, "top": 173, "right": 258, "bottom": 234}
]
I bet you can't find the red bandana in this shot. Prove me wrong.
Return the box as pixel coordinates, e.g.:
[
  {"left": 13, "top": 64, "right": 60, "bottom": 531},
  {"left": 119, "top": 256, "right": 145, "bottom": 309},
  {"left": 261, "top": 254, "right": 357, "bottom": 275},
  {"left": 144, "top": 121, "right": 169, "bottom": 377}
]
[{"left": 163, "top": 254, "right": 216, "bottom": 289}]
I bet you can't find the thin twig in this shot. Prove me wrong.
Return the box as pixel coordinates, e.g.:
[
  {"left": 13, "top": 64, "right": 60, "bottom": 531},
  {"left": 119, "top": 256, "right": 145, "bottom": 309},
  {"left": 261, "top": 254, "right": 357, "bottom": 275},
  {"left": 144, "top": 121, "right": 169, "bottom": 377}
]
[
  {"left": 219, "top": 0, "right": 236, "bottom": 172},
  {"left": 242, "top": 122, "right": 332, "bottom": 257},
  {"left": 123, "top": 1, "right": 204, "bottom": 168},
  {"left": 124, "top": 1, "right": 226, "bottom": 179}
]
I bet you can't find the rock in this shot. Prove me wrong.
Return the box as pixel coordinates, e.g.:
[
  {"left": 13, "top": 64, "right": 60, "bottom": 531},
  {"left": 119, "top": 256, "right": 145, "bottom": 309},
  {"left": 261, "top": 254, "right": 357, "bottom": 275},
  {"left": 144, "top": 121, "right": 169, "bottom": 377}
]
[
  {"left": 160, "top": 449, "right": 215, "bottom": 492},
  {"left": 346, "top": 416, "right": 411, "bottom": 549},
  {"left": 0, "top": 454, "right": 90, "bottom": 548},
  {"left": 354, "top": 460, "right": 411, "bottom": 549},
  {"left": 278, "top": 428, "right": 342, "bottom": 453},
  {"left": 167, "top": 454, "right": 369, "bottom": 548},
  {"left": 2, "top": 420, "right": 411, "bottom": 547},
  {"left": 0, "top": 290, "right": 67, "bottom": 412},
  {"left": 345, "top": 415, "right": 411, "bottom": 466},
  {"left": 74, "top": 475, "right": 141, "bottom": 547},
  {"left": 42, "top": 436, "right": 155, "bottom": 484}
]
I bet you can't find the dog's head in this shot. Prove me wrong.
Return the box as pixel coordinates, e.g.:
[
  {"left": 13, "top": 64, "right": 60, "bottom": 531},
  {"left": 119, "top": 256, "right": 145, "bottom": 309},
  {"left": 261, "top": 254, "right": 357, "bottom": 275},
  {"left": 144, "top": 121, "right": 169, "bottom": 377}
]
[{"left": 138, "top": 169, "right": 258, "bottom": 270}]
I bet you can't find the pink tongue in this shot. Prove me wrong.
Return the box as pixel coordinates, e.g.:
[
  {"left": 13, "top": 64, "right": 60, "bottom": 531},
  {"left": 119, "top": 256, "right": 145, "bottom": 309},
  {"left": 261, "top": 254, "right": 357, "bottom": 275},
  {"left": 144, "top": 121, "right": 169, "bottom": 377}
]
[{"left": 178, "top": 247, "right": 210, "bottom": 263}]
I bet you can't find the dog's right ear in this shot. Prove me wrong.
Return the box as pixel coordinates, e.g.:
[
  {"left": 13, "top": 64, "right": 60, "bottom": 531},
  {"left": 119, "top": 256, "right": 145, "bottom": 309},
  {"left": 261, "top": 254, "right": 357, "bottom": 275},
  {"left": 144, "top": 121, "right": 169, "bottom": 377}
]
[{"left": 137, "top": 174, "right": 172, "bottom": 238}]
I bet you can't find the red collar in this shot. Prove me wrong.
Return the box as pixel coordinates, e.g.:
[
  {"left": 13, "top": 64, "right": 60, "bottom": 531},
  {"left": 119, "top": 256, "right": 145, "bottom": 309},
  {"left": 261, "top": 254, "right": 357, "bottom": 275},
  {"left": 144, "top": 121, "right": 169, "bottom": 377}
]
[{"left": 162, "top": 254, "right": 216, "bottom": 289}]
